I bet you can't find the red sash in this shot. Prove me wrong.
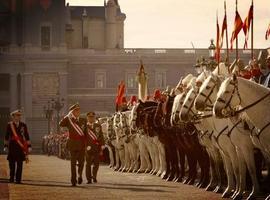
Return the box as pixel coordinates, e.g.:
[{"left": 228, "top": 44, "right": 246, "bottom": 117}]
[
  {"left": 68, "top": 117, "right": 84, "bottom": 136},
  {"left": 9, "top": 122, "right": 29, "bottom": 157},
  {"left": 87, "top": 129, "right": 100, "bottom": 146}
]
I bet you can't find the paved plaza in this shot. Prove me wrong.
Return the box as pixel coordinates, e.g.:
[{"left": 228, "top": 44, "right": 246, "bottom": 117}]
[{"left": 0, "top": 155, "right": 227, "bottom": 200}]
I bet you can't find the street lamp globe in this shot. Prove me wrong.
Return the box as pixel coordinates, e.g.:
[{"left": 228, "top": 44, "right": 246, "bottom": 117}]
[
  {"left": 200, "top": 56, "right": 208, "bottom": 72},
  {"left": 194, "top": 58, "right": 202, "bottom": 74},
  {"left": 208, "top": 39, "right": 216, "bottom": 59}
]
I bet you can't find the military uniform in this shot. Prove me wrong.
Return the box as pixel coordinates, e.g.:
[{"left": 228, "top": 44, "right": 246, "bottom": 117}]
[
  {"left": 85, "top": 116, "right": 105, "bottom": 183},
  {"left": 59, "top": 104, "right": 86, "bottom": 186},
  {"left": 4, "top": 110, "right": 31, "bottom": 183}
]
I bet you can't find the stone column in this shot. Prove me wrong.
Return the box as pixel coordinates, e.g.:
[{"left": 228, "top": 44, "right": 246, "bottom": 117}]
[
  {"left": 22, "top": 72, "right": 33, "bottom": 118},
  {"left": 59, "top": 2, "right": 67, "bottom": 49},
  {"left": 10, "top": 73, "right": 18, "bottom": 111},
  {"left": 58, "top": 72, "right": 68, "bottom": 114}
]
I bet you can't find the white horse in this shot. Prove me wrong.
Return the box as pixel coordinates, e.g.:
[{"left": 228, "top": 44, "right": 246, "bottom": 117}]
[
  {"left": 214, "top": 75, "right": 270, "bottom": 199},
  {"left": 194, "top": 64, "right": 245, "bottom": 198},
  {"left": 130, "top": 104, "right": 152, "bottom": 173},
  {"left": 214, "top": 75, "right": 270, "bottom": 160},
  {"left": 101, "top": 116, "right": 116, "bottom": 168},
  {"left": 119, "top": 111, "right": 140, "bottom": 172},
  {"left": 179, "top": 72, "right": 224, "bottom": 192},
  {"left": 113, "top": 112, "right": 126, "bottom": 171}
]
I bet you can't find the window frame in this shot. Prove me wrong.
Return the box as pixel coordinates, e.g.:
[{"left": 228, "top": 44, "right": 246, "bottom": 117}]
[
  {"left": 155, "top": 70, "right": 167, "bottom": 89},
  {"left": 95, "top": 70, "right": 106, "bottom": 89},
  {"left": 40, "top": 22, "right": 52, "bottom": 51}
]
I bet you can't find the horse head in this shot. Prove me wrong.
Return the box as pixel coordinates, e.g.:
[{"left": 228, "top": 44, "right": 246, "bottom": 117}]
[
  {"left": 194, "top": 72, "right": 222, "bottom": 111},
  {"left": 214, "top": 74, "right": 240, "bottom": 118}
]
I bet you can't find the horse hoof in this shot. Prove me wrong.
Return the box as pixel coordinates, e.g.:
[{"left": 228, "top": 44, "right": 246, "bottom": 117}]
[
  {"left": 161, "top": 174, "right": 168, "bottom": 180},
  {"left": 144, "top": 169, "right": 150, "bottom": 174},
  {"left": 187, "top": 179, "right": 195, "bottom": 185},
  {"left": 232, "top": 193, "right": 243, "bottom": 200},
  {"left": 214, "top": 186, "right": 223, "bottom": 193},
  {"left": 205, "top": 184, "right": 214, "bottom": 191},
  {"left": 195, "top": 182, "right": 200, "bottom": 187},
  {"left": 166, "top": 176, "right": 174, "bottom": 182},
  {"left": 246, "top": 191, "right": 265, "bottom": 200},
  {"left": 183, "top": 178, "right": 190, "bottom": 184},
  {"left": 222, "top": 190, "right": 234, "bottom": 198},
  {"left": 175, "top": 177, "right": 182, "bottom": 183},
  {"left": 199, "top": 181, "right": 209, "bottom": 189}
]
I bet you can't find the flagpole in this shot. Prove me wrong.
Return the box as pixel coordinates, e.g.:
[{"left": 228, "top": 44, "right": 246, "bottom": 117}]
[
  {"left": 251, "top": 0, "right": 254, "bottom": 59},
  {"left": 236, "top": 0, "right": 239, "bottom": 61},
  {"left": 224, "top": 1, "right": 229, "bottom": 64}
]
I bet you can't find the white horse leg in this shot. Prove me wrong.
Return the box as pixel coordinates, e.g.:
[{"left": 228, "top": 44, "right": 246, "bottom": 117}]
[
  {"left": 153, "top": 137, "right": 160, "bottom": 175},
  {"left": 156, "top": 140, "right": 163, "bottom": 176},
  {"left": 241, "top": 145, "right": 262, "bottom": 199},
  {"left": 112, "top": 140, "right": 120, "bottom": 170},
  {"left": 231, "top": 148, "right": 246, "bottom": 200},
  {"left": 132, "top": 137, "right": 140, "bottom": 172},
  {"left": 159, "top": 141, "right": 167, "bottom": 177},
  {"left": 149, "top": 138, "right": 158, "bottom": 174},
  {"left": 143, "top": 136, "right": 153, "bottom": 173},
  {"left": 122, "top": 142, "right": 130, "bottom": 172},
  {"left": 106, "top": 145, "right": 114, "bottom": 168},
  {"left": 218, "top": 152, "right": 235, "bottom": 194},
  {"left": 114, "top": 148, "right": 120, "bottom": 170},
  {"left": 138, "top": 136, "right": 149, "bottom": 172},
  {"left": 127, "top": 142, "right": 135, "bottom": 172},
  {"left": 118, "top": 142, "right": 125, "bottom": 171}
]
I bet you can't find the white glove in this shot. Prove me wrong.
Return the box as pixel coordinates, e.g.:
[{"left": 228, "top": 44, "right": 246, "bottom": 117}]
[
  {"left": 28, "top": 147, "right": 32, "bottom": 153},
  {"left": 86, "top": 146, "right": 91, "bottom": 151},
  {"left": 3, "top": 147, "right": 8, "bottom": 152},
  {"left": 101, "top": 145, "right": 106, "bottom": 150}
]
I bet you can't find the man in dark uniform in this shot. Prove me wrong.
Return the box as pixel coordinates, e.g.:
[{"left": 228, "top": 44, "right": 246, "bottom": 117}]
[
  {"left": 85, "top": 111, "right": 105, "bottom": 184},
  {"left": 4, "top": 109, "right": 31, "bottom": 184},
  {"left": 59, "top": 103, "right": 86, "bottom": 186}
]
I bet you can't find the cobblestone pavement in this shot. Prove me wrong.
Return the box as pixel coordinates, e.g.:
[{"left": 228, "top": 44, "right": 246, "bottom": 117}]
[{"left": 0, "top": 155, "right": 226, "bottom": 200}]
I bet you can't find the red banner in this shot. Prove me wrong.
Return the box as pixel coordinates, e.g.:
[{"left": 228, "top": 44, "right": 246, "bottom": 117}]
[
  {"left": 230, "top": 11, "right": 243, "bottom": 50},
  {"left": 215, "top": 16, "right": 220, "bottom": 63},
  {"left": 243, "top": 5, "right": 253, "bottom": 49}
]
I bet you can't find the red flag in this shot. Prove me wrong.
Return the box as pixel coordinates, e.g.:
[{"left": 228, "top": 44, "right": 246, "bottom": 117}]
[
  {"left": 215, "top": 16, "right": 221, "bottom": 63},
  {"left": 115, "top": 81, "right": 125, "bottom": 107},
  {"left": 220, "top": 13, "right": 227, "bottom": 48},
  {"left": 266, "top": 23, "right": 270, "bottom": 40},
  {"left": 230, "top": 11, "right": 243, "bottom": 50},
  {"left": 243, "top": 5, "right": 253, "bottom": 49}
]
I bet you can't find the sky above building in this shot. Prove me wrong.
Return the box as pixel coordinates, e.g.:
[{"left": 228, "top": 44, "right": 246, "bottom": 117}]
[{"left": 67, "top": 0, "right": 270, "bottom": 49}]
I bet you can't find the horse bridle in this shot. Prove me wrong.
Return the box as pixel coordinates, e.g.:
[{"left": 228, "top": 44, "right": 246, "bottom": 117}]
[
  {"left": 182, "top": 89, "right": 201, "bottom": 121},
  {"left": 199, "top": 75, "right": 220, "bottom": 109},
  {"left": 216, "top": 79, "right": 242, "bottom": 117}
]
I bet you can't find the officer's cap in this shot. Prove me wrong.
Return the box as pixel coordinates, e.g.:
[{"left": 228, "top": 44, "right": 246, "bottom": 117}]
[{"left": 10, "top": 109, "right": 22, "bottom": 116}]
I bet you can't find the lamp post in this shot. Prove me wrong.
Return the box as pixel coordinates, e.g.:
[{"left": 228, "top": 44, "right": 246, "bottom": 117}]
[
  {"left": 82, "top": 8, "right": 87, "bottom": 48},
  {"left": 51, "top": 97, "right": 65, "bottom": 134},
  {"left": 208, "top": 39, "right": 217, "bottom": 70},
  {"left": 43, "top": 101, "right": 54, "bottom": 134}
]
